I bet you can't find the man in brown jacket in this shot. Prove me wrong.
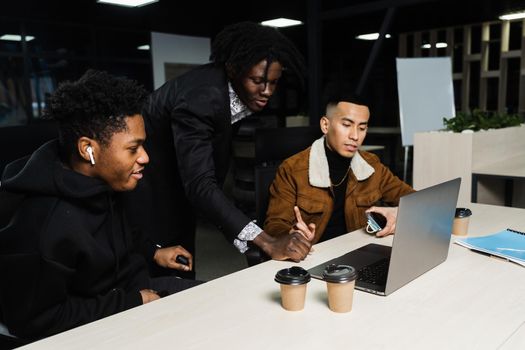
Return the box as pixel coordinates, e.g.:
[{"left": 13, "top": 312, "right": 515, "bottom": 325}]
[{"left": 264, "top": 95, "right": 414, "bottom": 244}]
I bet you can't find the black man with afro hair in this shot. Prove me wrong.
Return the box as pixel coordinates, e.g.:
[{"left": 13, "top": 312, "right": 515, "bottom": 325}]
[{"left": 0, "top": 70, "right": 201, "bottom": 342}]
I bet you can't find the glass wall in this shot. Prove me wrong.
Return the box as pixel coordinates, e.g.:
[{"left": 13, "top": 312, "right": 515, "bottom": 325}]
[
  {"left": 0, "top": 19, "right": 152, "bottom": 126},
  {"left": 400, "top": 20, "right": 525, "bottom": 114}
]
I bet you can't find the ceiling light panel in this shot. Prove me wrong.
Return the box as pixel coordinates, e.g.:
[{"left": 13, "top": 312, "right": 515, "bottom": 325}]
[
  {"left": 97, "top": 0, "right": 158, "bottom": 8},
  {"left": 261, "top": 18, "right": 303, "bottom": 28}
]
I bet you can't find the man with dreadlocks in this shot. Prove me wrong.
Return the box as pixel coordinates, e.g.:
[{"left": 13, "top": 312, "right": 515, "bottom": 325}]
[{"left": 124, "top": 22, "right": 311, "bottom": 274}]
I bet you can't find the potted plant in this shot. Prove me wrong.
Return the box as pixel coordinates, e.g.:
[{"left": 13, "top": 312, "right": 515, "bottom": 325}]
[
  {"left": 443, "top": 109, "right": 524, "bottom": 132},
  {"left": 414, "top": 110, "right": 525, "bottom": 204}
]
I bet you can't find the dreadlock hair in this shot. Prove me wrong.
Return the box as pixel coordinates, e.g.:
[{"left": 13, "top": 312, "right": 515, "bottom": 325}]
[
  {"left": 210, "top": 21, "right": 306, "bottom": 87},
  {"left": 44, "top": 69, "right": 148, "bottom": 162}
]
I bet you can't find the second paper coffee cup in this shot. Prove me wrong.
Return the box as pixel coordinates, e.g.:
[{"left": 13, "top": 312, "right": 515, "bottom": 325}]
[{"left": 323, "top": 264, "right": 357, "bottom": 313}]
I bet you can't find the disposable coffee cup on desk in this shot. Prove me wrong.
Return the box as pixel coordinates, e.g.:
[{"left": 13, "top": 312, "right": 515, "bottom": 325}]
[
  {"left": 274, "top": 266, "right": 311, "bottom": 311},
  {"left": 323, "top": 264, "right": 357, "bottom": 313},
  {"left": 452, "top": 208, "right": 472, "bottom": 236}
]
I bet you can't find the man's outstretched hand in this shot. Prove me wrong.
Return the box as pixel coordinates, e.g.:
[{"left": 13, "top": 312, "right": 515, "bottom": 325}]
[
  {"left": 255, "top": 206, "right": 317, "bottom": 262},
  {"left": 254, "top": 231, "right": 312, "bottom": 262},
  {"left": 289, "top": 206, "right": 316, "bottom": 241}
]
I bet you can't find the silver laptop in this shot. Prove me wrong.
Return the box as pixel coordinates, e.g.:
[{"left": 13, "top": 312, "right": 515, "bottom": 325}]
[{"left": 308, "top": 178, "right": 461, "bottom": 296}]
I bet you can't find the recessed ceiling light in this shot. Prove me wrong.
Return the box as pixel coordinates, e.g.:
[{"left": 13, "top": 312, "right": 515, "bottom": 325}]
[
  {"left": 421, "top": 42, "right": 448, "bottom": 49},
  {"left": 0, "top": 34, "right": 35, "bottom": 42},
  {"left": 499, "top": 11, "right": 525, "bottom": 21},
  {"left": 97, "top": 0, "right": 158, "bottom": 8},
  {"left": 261, "top": 18, "right": 303, "bottom": 28},
  {"left": 137, "top": 44, "right": 150, "bottom": 50},
  {"left": 356, "top": 33, "right": 391, "bottom": 40}
]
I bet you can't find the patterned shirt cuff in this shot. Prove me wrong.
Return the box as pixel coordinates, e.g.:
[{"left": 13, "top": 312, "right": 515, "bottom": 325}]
[{"left": 234, "top": 221, "right": 263, "bottom": 253}]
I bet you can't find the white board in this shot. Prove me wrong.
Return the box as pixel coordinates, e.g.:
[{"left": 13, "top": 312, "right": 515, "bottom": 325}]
[
  {"left": 396, "top": 57, "right": 455, "bottom": 146},
  {"left": 150, "top": 32, "right": 210, "bottom": 89}
]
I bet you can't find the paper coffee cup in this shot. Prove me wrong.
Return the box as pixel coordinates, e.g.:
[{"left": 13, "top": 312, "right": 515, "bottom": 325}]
[
  {"left": 275, "top": 266, "right": 311, "bottom": 311},
  {"left": 452, "top": 208, "right": 472, "bottom": 236},
  {"left": 322, "top": 264, "right": 357, "bottom": 313}
]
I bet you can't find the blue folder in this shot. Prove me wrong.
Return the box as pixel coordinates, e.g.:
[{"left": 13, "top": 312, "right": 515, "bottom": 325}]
[{"left": 455, "top": 229, "right": 525, "bottom": 266}]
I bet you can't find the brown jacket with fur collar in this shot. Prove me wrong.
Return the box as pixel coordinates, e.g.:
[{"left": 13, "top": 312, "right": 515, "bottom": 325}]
[{"left": 264, "top": 137, "right": 414, "bottom": 243}]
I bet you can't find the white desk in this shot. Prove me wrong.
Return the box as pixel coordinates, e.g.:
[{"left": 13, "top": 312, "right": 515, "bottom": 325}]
[
  {"left": 366, "top": 127, "right": 401, "bottom": 170},
  {"left": 21, "top": 203, "right": 525, "bottom": 350},
  {"left": 360, "top": 144, "right": 385, "bottom": 152},
  {"left": 367, "top": 127, "right": 401, "bottom": 135}
]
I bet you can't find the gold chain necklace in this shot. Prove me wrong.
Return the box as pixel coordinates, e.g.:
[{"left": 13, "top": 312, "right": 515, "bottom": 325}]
[{"left": 331, "top": 166, "right": 351, "bottom": 187}]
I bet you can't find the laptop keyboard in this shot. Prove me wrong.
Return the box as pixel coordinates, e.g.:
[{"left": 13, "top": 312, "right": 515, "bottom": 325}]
[{"left": 357, "top": 258, "right": 389, "bottom": 285}]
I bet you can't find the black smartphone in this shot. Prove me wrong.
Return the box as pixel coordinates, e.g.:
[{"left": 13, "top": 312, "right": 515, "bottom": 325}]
[
  {"left": 366, "top": 212, "right": 387, "bottom": 232},
  {"left": 175, "top": 255, "right": 189, "bottom": 266}
]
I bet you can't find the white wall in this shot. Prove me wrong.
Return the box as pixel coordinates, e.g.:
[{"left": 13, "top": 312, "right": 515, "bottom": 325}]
[{"left": 150, "top": 32, "right": 210, "bottom": 89}]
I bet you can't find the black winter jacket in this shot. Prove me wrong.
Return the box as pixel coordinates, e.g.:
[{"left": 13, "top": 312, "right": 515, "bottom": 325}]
[{"left": 0, "top": 140, "right": 150, "bottom": 340}]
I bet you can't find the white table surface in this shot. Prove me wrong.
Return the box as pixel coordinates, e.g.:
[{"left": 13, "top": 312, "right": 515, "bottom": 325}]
[
  {"left": 360, "top": 144, "right": 385, "bottom": 152},
  {"left": 21, "top": 203, "right": 525, "bottom": 350},
  {"left": 367, "top": 127, "right": 401, "bottom": 135}
]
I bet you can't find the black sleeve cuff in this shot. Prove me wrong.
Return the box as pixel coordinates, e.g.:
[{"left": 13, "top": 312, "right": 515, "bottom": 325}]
[{"left": 124, "top": 290, "right": 143, "bottom": 310}]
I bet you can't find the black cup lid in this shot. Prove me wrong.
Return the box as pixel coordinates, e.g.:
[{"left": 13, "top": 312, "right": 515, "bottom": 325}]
[
  {"left": 455, "top": 208, "right": 472, "bottom": 218},
  {"left": 275, "top": 266, "right": 311, "bottom": 285},
  {"left": 322, "top": 264, "right": 357, "bottom": 283}
]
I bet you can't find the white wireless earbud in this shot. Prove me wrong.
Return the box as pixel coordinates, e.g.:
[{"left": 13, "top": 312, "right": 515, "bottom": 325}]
[{"left": 86, "top": 146, "right": 95, "bottom": 165}]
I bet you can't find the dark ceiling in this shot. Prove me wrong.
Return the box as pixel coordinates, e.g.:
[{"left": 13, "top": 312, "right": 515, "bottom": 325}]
[
  {"left": 3, "top": 0, "right": 525, "bottom": 124},
  {"left": 4, "top": 0, "right": 525, "bottom": 40}
]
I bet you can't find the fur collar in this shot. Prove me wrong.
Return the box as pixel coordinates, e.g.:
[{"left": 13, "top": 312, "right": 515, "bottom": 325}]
[{"left": 308, "top": 136, "right": 375, "bottom": 188}]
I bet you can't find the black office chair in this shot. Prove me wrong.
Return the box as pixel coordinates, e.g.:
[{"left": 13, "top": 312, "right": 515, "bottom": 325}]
[
  {"left": 0, "top": 122, "right": 58, "bottom": 175},
  {"left": 0, "top": 122, "right": 57, "bottom": 228},
  {"left": 0, "top": 328, "right": 29, "bottom": 350},
  {"left": 243, "top": 163, "right": 280, "bottom": 266},
  {"left": 0, "top": 272, "right": 32, "bottom": 349},
  {"left": 254, "top": 126, "right": 322, "bottom": 166},
  {"left": 0, "top": 123, "right": 54, "bottom": 348},
  {"left": 254, "top": 164, "right": 281, "bottom": 228},
  {"left": 253, "top": 126, "right": 322, "bottom": 222},
  {"left": 245, "top": 126, "right": 322, "bottom": 266}
]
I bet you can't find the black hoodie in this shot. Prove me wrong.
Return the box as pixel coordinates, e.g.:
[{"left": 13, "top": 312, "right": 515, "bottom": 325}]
[{"left": 0, "top": 140, "right": 150, "bottom": 340}]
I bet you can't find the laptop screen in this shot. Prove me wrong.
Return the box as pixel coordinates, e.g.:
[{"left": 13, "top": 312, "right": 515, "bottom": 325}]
[{"left": 308, "top": 178, "right": 461, "bottom": 296}]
